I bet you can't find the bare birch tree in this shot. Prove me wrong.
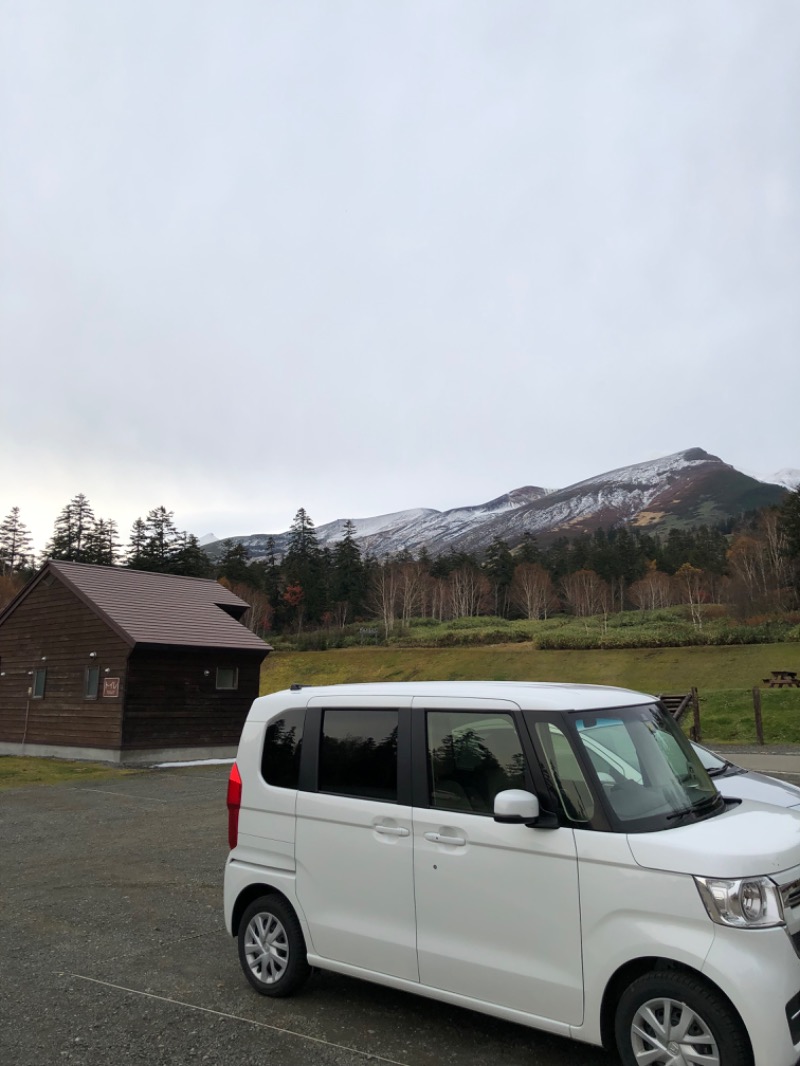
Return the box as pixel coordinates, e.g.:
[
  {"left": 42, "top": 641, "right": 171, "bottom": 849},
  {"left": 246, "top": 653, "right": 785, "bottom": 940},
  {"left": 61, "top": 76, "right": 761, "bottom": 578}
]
[
  {"left": 371, "top": 562, "right": 399, "bottom": 632},
  {"left": 561, "top": 569, "right": 609, "bottom": 618},
  {"left": 449, "top": 565, "right": 490, "bottom": 618},
  {"left": 510, "top": 563, "right": 557, "bottom": 619},
  {"left": 629, "top": 568, "right": 673, "bottom": 611},
  {"left": 674, "top": 563, "right": 707, "bottom": 628}
]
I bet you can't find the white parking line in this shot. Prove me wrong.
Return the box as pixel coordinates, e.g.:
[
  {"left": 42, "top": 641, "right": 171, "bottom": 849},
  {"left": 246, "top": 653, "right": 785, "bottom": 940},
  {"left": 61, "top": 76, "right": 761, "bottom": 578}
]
[{"left": 62, "top": 972, "right": 412, "bottom": 1066}]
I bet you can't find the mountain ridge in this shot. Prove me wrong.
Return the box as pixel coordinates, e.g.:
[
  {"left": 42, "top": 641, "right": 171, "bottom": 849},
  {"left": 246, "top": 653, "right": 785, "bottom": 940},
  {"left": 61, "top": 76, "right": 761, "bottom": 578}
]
[{"left": 206, "top": 448, "right": 790, "bottom": 561}]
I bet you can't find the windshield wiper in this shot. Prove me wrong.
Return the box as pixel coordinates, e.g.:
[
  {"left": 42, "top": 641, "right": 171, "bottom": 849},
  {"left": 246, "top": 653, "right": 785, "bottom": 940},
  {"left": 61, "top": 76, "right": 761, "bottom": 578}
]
[
  {"left": 705, "top": 761, "right": 731, "bottom": 778},
  {"left": 665, "top": 794, "right": 722, "bottom": 823}
]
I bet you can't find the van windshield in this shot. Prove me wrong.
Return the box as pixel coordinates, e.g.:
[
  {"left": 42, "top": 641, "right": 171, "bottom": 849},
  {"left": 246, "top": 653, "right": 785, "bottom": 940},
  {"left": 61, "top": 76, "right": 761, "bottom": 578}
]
[{"left": 568, "top": 704, "right": 724, "bottom": 832}]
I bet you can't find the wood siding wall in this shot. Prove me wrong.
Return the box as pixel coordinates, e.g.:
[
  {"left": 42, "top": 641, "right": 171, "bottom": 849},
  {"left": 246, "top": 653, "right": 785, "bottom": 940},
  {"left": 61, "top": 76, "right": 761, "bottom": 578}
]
[
  {"left": 122, "top": 647, "right": 264, "bottom": 750},
  {"left": 0, "top": 577, "right": 128, "bottom": 749}
]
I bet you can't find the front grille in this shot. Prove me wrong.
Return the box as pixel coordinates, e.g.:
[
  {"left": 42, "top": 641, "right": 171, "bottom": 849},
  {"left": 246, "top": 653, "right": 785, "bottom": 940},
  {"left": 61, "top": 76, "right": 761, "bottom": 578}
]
[
  {"left": 787, "top": 991, "right": 800, "bottom": 1045},
  {"left": 782, "top": 879, "right": 800, "bottom": 912}
]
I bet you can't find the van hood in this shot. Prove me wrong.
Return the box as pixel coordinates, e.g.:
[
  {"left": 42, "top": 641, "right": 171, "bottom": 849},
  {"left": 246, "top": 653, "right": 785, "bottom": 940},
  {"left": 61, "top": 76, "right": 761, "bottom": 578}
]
[
  {"left": 714, "top": 770, "right": 800, "bottom": 810},
  {"left": 627, "top": 800, "right": 800, "bottom": 879}
]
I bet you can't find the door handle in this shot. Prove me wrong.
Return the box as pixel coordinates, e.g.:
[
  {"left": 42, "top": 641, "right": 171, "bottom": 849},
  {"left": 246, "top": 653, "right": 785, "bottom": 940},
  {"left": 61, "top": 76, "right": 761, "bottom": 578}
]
[
  {"left": 374, "top": 824, "right": 410, "bottom": 837},
  {"left": 424, "top": 832, "right": 466, "bottom": 846}
]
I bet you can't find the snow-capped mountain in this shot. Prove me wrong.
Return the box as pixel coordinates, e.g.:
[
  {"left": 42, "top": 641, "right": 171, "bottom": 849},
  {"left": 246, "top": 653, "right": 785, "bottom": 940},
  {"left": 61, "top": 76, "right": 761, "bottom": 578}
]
[
  {"left": 765, "top": 469, "right": 800, "bottom": 491},
  {"left": 205, "top": 449, "right": 790, "bottom": 561}
]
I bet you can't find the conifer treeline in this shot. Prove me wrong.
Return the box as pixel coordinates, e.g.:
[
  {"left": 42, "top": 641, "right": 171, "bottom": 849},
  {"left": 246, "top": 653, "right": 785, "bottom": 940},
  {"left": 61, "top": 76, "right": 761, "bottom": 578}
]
[{"left": 2, "top": 490, "right": 799, "bottom": 632}]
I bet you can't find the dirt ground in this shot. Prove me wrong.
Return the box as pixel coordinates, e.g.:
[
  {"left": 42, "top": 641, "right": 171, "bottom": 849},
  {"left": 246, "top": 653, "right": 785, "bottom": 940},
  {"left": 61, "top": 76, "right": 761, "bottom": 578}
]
[{"left": 0, "top": 765, "right": 615, "bottom": 1066}]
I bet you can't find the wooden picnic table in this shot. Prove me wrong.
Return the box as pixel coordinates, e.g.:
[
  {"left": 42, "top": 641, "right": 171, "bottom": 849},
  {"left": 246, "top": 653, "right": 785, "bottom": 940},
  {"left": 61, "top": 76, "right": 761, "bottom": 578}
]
[{"left": 762, "top": 670, "right": 800, "bottom": 689}]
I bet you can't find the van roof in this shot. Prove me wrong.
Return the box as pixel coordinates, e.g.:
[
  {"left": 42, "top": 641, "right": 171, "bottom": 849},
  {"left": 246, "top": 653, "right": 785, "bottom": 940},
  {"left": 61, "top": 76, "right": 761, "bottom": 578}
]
[{"left": 256, "top": 680, "right": 654, "bottom": 712}]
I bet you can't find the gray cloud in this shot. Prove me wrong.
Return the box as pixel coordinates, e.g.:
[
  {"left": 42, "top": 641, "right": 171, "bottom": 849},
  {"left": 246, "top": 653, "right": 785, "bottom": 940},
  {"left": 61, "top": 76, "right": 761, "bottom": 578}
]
[{"left": 2, "top": 1, "right": 798, "bottom": 549}]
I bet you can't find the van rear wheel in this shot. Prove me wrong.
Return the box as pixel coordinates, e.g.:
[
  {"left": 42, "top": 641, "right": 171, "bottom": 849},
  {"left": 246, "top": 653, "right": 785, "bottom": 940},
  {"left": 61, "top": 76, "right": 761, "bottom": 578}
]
[
  {"left": 238, "top": 895, "right": 311, "bottom": 997},
  {"left": 614, "top": 970, "right": 752, "bottom": 1066}
]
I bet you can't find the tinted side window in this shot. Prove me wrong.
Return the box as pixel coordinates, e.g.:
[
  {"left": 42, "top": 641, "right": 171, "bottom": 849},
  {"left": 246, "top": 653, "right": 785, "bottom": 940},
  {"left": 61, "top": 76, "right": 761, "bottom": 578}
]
[
  {"left": 261, "top": 709, "right": 305, "bottom": 788},
  {"left": 427, "top": 712, "right": 526, "bottom": 814},
  {"left": 319, "top": 709, "right": 398, "bottom": 801}
]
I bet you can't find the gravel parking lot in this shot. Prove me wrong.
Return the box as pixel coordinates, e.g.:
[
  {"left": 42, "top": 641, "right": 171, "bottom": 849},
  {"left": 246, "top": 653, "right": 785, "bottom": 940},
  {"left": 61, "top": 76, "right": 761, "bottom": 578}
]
[{"left": 0, "top": 766, "right": 620, "bottom": 1066}]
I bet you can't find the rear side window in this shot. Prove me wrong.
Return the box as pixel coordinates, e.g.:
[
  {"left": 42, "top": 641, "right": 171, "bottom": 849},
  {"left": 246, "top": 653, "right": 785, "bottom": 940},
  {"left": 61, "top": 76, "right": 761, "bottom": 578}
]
[
  {"left": 319, "top": 709, "right": 398, "bottom": 801},
  {"left": 261, "top": 709, "right": 305, "bottom": 788}
]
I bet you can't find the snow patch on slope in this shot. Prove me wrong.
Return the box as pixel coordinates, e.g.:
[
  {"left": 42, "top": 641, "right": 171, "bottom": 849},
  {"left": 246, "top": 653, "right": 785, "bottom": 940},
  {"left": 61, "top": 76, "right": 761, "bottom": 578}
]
[{"left": 763, "top": 469, "right": 800, "bottom": 490}]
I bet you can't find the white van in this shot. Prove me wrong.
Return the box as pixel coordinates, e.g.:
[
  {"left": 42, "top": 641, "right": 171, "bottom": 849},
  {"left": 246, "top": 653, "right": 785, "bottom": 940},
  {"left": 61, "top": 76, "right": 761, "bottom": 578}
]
[{"left": 223, "top": 682, "right": 800, "bottom": 1066}]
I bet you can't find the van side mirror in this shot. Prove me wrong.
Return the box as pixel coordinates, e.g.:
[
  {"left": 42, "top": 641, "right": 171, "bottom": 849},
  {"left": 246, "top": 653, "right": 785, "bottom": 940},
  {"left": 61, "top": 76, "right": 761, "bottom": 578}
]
[{"left": 493, "top": 789, "right": 541, "bottom": 824}]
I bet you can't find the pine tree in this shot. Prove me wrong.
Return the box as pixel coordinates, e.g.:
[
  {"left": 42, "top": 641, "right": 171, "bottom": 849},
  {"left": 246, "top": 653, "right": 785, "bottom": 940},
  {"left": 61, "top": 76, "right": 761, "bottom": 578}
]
[
  {"left": 126, "top": 518, "right": 148, "bottom": 567},
  {"left": 85, "top": 518, "right": 120, "bottom": 566},
  {"left": 283, "top": 508, "right": 324, "bottom": 626},
  {"left": 517, "top": 534, "right": 541, "bottom": 565},
  {"left": 140, "top": 506, "right": 179, "bottom": 571},
  {"left": 483, "top": 538, "right": 514, "bottom": 617},
  {"left": 261, "top": 536, "right": 283, "bottom": 621},
  {"left": 217, "top": 540, "right": 253, "bottom": 585},
  {"left": 777, "top": 488, "right": 800, "bottom": 594},
  {"left": 45, "top": 494, "right": 96, "bottom": 561},
  {"left": 777, "top": 488, "right": 800, "bottom": 559},
  {"left": 126, "top": 506, "right": 179, "bottom": 572},
  {"left": 0, "top": 506, "right": 33, "bottom": 575},
  {"left": 331, "top": 520, "right": 367, "bottom": 623},
  {"left": 171, "top": 533, "right": 213, "bottom": 577}
]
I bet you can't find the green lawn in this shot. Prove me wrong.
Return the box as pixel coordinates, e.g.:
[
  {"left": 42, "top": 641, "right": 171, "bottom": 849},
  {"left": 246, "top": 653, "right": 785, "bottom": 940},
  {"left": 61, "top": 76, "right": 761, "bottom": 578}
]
[{"left": 260, "top": 642, "right": 800, "bottom": 744}]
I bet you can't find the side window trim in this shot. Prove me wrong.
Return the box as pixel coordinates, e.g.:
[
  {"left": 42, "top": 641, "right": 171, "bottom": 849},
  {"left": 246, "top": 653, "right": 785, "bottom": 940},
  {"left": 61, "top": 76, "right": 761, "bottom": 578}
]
[{"left": 299, "top": 705, "right": 321, "bottom": 793}]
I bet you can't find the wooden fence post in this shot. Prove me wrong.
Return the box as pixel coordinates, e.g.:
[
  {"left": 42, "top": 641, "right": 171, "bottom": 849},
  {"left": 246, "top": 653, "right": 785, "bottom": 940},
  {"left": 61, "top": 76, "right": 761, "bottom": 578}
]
[
  {"left": 752, "top": 687, "right": 764, "bottom": 745},
  {"left": 691, "top": 686, "right": 701, "bottom": 742}
]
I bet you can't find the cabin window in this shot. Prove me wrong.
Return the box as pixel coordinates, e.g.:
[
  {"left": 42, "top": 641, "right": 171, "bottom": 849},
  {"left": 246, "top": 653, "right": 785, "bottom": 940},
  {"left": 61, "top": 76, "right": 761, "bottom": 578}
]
[
  {"left": 85, "top": 666, "right": 100, "bottom": 699},
  {"left": 216, "top": 667, "right": 239, "bottom": 690},
  {"left": 32, "top": 668, "right": 47, "bottom": 699}
]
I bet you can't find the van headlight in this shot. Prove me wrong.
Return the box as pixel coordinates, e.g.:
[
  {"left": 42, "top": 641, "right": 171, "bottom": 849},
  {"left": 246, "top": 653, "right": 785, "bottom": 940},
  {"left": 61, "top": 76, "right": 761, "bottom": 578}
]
[{"left": 695, "top": 875, "right": 785, "bottom": 928}]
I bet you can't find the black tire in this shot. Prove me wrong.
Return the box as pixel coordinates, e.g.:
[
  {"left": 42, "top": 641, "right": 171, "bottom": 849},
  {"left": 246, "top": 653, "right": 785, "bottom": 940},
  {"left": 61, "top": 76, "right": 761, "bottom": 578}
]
[
  {"left": 614, "top": 970, "right": 752, "bottom": 1066},
  {"left": 237, "top": 895, "right": 311, "bottom": 998}
]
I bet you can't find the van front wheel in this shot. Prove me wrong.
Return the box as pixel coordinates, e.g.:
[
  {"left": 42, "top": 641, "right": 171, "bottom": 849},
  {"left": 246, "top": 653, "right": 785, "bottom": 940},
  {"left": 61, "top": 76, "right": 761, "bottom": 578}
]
[
  {"left": 614, "top": 970, "right": 752, "bottom": 1066},
  {"left": 238, "top": 895, "right": 311, "bottom": 997}
]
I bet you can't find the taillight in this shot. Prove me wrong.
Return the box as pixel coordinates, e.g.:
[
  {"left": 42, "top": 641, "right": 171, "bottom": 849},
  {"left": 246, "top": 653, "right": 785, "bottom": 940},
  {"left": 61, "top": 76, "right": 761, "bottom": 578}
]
[{"left": 227, "top": 762, "right": 242, "bottom": 849}]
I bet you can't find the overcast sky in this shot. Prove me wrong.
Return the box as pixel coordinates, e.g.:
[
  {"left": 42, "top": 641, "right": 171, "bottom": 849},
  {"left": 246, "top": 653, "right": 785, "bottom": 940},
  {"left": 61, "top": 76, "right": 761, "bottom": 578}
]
[{"left": 2, "top": 1, "right": 798, "bottom": 551}]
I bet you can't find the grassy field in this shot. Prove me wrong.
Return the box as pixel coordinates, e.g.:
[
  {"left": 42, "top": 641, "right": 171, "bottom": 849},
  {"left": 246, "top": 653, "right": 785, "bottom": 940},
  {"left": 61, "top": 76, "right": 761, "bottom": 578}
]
[
  {"left": 1, "top": 642, "right": 795, "bottom": 789},
  {"left": 277, "top": 607, "right": 800, "bottom": 652},
  {"left": 260, "top": 641, "right": 800, "bottom": 744},
  {"left": 0, "top": 757, "right": 141, "bottom": 791}
]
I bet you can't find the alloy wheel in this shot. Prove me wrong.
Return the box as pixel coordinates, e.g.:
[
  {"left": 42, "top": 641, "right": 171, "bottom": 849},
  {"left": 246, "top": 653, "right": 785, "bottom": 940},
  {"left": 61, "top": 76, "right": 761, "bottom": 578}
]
[{"left": 630, "top": 996, "right": 720, "bottom": 1066}]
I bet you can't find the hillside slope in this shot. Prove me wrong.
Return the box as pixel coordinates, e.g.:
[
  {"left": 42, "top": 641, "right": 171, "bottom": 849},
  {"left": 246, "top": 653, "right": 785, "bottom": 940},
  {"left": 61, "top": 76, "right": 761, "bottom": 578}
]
[{"left": 209, "top": 447, "right": 788, "bottom": 560}]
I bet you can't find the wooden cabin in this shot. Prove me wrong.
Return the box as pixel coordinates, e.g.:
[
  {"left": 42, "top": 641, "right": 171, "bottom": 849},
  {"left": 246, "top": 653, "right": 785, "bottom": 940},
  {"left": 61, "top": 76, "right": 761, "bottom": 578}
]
[{"left": 0, "top": 561, "right": 271, "bottom": 764}]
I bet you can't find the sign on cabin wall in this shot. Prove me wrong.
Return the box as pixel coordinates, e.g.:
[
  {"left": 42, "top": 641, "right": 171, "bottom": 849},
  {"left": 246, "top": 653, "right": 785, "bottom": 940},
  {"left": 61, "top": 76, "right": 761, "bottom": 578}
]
[{"left": 102, "top": 677, "right": 120, "bottom": 698}]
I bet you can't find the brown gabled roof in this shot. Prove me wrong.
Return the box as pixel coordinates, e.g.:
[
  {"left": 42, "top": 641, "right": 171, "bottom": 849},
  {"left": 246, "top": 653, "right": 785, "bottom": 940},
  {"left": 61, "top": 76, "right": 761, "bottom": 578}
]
[{"left": 3, "top": 561, "right": 270, "bottom": 653}]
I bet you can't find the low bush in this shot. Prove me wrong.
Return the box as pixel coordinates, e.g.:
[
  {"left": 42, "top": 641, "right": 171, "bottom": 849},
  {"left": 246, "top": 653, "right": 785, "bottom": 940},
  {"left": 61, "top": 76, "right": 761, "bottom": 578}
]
[
  {"left": 432, "top": 629, "right": 532, "bottom": 647},
  {"left": 446, "top": 616, "right": 512, "bottom": 630}
]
